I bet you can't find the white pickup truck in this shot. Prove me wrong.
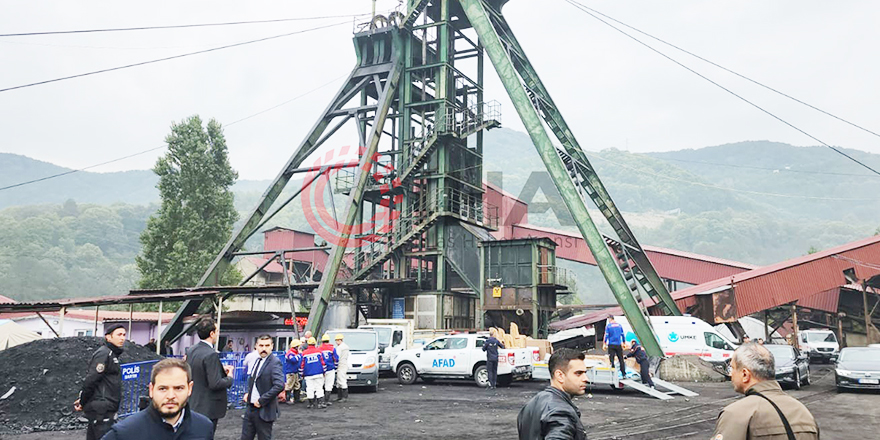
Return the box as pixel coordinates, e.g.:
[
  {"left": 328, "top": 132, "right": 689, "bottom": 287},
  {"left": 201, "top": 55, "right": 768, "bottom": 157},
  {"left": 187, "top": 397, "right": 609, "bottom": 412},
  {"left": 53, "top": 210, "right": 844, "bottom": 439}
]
[{"left": 391, "top": 334, "right": 533, "bottom": 387}]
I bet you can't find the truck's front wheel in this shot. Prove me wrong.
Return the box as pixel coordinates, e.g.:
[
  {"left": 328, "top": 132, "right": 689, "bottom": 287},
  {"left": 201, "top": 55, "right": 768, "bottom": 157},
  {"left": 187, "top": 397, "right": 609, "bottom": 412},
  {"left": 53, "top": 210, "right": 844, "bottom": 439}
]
[{"left": 397, "top": 363, "right": 418, "bottom": 385}]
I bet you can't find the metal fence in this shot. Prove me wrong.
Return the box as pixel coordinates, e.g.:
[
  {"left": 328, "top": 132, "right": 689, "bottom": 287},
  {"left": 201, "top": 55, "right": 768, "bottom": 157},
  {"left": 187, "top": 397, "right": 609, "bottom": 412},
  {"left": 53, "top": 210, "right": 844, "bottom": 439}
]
[
  {"left": 119, "top": 360, "right": 159, "bottom": 417},
  {"left": 120, "top": 351, "right": 287, "bottom": 417}
]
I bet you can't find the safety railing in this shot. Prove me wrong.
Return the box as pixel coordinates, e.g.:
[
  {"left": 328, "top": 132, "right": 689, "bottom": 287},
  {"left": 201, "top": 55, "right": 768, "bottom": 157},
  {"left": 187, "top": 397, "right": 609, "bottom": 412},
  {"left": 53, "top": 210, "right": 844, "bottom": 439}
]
[
  {"left": 537, "top": 265, "right": 574, "bottom": 288},
  {"left": 351, "top": 186, "right": 500, "bottom": 274},
  {"left": 438, "top": 100, "right": 502, "bottom": 138}
]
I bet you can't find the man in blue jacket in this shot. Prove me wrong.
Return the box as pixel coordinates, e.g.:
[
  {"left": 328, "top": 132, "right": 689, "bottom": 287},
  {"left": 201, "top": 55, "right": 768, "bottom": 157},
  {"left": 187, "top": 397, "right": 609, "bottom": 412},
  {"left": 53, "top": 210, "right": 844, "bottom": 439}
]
[
  {"left": 241, "top": 335, "right": 285, "bottom": 440},
  {"left": 603, "top": 315, "right": 626, "bottom": 376},
  {"left": 283, "top": 339, "right": 302, "bottom": 405},
  {"left": 101, "top": 358, "right": 214, "bottom": 440}
]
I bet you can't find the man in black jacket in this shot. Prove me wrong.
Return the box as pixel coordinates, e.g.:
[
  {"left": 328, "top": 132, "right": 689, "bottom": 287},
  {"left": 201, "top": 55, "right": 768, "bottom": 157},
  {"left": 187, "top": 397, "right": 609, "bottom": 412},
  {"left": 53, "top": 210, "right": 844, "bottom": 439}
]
[
  {"left": 624, "top": 340, "right": 655, "bottom": 388},
  {"left": 185, "top": 318, "right": 234, "bottom": 434},
  {"left": 74, "top": 324, "right": 126, "bottom": 440},
  {"left": 517, "top": 348, "right": 588, "bottom": 440},
  {"left": 482, "top": 328, "right": 505, "bottom": 389},
  {"left": 241, "top": 334, "right": 285, "bottom": 440},
  {"left": 101, "top": 358, "right": 215, "bottom": 440}
]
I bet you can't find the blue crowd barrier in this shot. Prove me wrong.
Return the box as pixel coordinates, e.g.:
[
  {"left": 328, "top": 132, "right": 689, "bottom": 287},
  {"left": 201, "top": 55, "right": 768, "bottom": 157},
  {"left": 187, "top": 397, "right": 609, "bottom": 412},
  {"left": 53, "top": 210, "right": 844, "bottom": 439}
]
[
  {"left": 121, "top": 351, "right": 289, "bottom": 416},
  {"left": 119, "top": 360, "right": 159, "bottom": 417}
]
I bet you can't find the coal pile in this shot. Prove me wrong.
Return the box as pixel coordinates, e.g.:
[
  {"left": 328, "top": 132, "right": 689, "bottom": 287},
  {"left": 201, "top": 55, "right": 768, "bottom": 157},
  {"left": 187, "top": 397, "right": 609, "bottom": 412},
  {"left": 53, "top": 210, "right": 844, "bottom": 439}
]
[{"left": 0, "top": 337, "right": 161, "bottom": 434}]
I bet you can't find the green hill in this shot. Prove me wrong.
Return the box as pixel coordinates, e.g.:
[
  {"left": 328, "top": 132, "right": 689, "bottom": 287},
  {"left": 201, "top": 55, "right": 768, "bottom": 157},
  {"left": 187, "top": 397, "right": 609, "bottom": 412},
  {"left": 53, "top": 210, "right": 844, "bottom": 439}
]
[{"left": 1, "top": 129, "right": 878, "bottom": 304}]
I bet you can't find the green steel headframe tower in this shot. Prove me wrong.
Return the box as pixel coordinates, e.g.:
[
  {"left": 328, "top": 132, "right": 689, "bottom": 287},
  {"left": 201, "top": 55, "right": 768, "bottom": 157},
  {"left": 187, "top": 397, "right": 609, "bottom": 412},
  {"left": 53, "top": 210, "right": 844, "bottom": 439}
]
[{"left": 163, "top": 0, "right": 680, "bottom": 357}]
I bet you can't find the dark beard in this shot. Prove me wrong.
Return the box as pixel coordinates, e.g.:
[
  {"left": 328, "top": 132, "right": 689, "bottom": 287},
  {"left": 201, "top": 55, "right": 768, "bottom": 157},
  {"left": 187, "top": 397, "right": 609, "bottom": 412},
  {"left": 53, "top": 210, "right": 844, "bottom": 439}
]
[{"left": 153, "top": 400, "right": 185, "bottom": 420}]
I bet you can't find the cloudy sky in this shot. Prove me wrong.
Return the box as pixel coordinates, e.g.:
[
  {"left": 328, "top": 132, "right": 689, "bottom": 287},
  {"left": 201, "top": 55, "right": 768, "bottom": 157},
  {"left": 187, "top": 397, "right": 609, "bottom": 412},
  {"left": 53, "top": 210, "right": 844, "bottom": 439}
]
[{"left": 1, "top": 1, "right": 879, "bottom": 180}]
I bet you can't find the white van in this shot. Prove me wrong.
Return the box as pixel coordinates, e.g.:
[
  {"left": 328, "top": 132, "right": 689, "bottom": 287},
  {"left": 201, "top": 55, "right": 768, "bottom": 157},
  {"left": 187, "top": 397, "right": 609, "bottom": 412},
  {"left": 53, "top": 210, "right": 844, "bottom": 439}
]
[
  {"left": 612, "top": 315, "right": 737, "bottom": 363},
  {"left": 326, "top": 328, "right": 380, "bottom": 392},
  {"left": 798, "top": 329, "right": 840, "bottom": 363}
]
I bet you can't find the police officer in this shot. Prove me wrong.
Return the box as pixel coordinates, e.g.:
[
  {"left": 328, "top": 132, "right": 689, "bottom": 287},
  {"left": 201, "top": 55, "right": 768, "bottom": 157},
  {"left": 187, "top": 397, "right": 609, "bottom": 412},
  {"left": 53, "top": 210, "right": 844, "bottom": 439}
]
[
  {"left": 624, "top": 339, "right": 655, "bottom": 388},
  {"left": 74, "top": 323, "right": 126, "bottom": 440},
  {"left": 712, "top": 343, "right": 819, "bottom": 439},
  {"left": 482, "top": 328, "right": 505, "bottom": 389}
]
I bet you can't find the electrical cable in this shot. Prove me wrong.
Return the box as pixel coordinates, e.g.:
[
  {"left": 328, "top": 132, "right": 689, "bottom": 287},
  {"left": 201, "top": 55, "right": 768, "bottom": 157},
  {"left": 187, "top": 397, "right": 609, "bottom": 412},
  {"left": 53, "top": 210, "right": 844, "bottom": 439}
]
[
  {"left": 0, "top": 145, "right": 166, "bottom": 192},
  {"left": 0, "top": 14, "right": 372, "bottom": 37},
  {"left": 564, "top": 0, "right": 880, "bottom": 143},
  {"left": 0, "top": 20, "right": 349, "bottom": 94},
  {"left": 0, "top": 74, "right": 347, "bottom": 192},
  {"left": 562, "top": 0, "right": 880, "bottom": 177}
]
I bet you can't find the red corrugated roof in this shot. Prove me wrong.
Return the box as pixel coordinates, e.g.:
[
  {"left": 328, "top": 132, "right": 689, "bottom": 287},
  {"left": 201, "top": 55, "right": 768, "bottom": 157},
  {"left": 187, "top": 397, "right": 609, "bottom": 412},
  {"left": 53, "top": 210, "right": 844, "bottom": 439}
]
[
  {"left": 668, "top": 235, "right": 880, "bottom": 316},
  {"left": 550, "top": 236, "right": 880, "bottom": 331},
  {"left": 798, "top": 287, "right": 841, "bottom": 313},
  {"left": 510, "top": 223, "right": 756, "bottom": 285},
  {"left": 0, "top": 295, "right": 15, "bottom": 304}
]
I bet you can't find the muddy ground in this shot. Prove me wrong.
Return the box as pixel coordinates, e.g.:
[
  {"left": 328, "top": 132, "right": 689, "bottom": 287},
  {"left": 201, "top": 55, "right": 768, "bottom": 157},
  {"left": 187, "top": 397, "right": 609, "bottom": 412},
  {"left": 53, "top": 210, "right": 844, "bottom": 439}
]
[{"left": 4, "top": 364, "right": 877, "bottom": 440}]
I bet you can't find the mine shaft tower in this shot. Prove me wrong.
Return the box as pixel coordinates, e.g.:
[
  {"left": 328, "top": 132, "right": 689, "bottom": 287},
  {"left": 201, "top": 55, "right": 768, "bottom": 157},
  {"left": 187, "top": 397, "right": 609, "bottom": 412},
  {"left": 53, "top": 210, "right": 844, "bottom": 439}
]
[{"left": 164, "top": 0, "right": 681, "bottom": 357}]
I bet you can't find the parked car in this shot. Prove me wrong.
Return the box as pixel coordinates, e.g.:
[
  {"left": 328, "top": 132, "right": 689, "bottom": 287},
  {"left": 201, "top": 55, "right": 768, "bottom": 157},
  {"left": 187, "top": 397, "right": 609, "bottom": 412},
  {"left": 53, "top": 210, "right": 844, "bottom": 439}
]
[
  {"left": 766, "top": 344, "right": 810, "bottom": 389},
  {"left": 835, "top": 347, "right": 880, "bottom": 391}
]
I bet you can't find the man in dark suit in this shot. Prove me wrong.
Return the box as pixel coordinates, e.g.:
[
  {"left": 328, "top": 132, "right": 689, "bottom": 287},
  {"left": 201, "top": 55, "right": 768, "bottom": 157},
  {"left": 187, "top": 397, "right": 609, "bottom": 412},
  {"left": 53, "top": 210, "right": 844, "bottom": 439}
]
[
  {"left": 241, "top": 334, "right": 285, "bottom": 440},
  {"left": 185, "top": 318, "right": 234, "bottom": 435}
]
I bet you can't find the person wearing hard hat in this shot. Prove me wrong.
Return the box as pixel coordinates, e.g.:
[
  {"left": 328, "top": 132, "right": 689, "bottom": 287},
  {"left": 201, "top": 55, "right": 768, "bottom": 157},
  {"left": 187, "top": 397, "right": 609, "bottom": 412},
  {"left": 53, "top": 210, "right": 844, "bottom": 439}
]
[
  {"left": 283, "top": 339, "right": 303, "bottom": 405},
  {"left": 334, "top": 334, "right": 351, "bottom": 402},
  {"left": 319, "top": 334, "right": 340, "bottom": 407},
  {"left": 299, "top": 337, "right": 327, "bottom": 409}
]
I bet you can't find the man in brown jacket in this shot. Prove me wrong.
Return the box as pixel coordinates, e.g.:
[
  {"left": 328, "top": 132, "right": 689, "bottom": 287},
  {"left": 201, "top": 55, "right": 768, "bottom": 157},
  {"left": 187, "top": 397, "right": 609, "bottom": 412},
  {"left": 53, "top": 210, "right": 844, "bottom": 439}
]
[{"left": 712, "top": 343, "right": 819, "bottom": 439}]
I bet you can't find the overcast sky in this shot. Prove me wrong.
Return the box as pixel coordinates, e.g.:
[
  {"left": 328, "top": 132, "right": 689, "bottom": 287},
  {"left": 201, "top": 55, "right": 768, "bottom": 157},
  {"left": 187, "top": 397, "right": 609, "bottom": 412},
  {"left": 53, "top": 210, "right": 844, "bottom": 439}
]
[{"left": 2, "top": 1, "right": 879, "bottom": 181}]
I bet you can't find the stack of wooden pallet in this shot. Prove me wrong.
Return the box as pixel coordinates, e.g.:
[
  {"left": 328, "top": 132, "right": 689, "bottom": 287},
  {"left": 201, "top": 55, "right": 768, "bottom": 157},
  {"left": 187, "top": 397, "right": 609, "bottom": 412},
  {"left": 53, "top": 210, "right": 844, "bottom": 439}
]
[{"left": 489, "top": 323, "right": 528, "bottom": 348}]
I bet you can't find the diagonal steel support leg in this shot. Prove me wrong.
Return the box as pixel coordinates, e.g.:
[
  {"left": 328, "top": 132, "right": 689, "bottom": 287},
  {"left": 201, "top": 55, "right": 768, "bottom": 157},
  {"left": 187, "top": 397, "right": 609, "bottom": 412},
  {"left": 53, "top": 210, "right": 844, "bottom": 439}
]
[
  {"left": 161, "top": 62, "right": 395, "bottom": 343},
  {"left": 460, "top": 0, "right": 664, "bottom": 356},
  {"left": 306, "top": 59, "right": 405, "bottom": 335},
  {"left": 477, "top": 2, "right": 678, "bottom": 317}
]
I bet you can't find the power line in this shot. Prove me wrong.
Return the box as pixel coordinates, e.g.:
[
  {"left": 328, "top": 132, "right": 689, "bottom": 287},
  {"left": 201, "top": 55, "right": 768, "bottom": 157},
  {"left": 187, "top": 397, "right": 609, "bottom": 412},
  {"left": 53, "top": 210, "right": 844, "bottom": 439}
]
[
  {"left": 0, "top": 146, "right": 166, "bottom": 192},
  {"left": 563, "top": 1, "right": 880, "bottom": 142},
  {"left": 0, "top": 75, "right": 347, "bottom": 192},
  {"left": 226, "top": 74, "right": 347, "bottom": 127},
  {"left": 563, "top": 0, "right": 880, "bottom": 178},
  {"left": 0, "top": 14, "right": 371, "bottom": 37},
  {"left": 0, "top": 20, "right": 349, "bottom": 94}
]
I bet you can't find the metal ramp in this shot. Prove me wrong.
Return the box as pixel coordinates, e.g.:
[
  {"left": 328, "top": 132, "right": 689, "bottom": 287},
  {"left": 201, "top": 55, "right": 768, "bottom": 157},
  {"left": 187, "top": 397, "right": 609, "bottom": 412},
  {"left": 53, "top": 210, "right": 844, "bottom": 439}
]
[
  {"left": 586, "top": 366, "right": 698, "bottom": 400},
  {"left": 652, "top": 378, "right": 699, "bottom": 397}
]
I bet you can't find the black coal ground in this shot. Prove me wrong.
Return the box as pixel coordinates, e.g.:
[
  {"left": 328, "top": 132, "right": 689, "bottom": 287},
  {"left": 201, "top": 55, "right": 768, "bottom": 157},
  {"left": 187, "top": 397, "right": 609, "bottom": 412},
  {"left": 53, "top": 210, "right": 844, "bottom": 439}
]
[
  {"left": 4, "top": 363, "right": 877, "bottom": 440},
  {"left": 0, "top": 337, "right": 160, "bottom": 434}
]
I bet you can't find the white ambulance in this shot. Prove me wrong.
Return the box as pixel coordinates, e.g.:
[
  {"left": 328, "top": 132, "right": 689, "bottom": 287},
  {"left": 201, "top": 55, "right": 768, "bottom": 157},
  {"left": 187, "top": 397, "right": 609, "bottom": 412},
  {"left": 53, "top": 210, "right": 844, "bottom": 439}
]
[{"left": 612, "top": 315, "right": 737, "bottom": 363}]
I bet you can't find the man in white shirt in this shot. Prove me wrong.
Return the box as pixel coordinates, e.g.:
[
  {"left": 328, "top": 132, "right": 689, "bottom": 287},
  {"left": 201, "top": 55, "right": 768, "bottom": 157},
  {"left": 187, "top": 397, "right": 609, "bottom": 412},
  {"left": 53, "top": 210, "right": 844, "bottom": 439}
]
[{"left": 241, "top": 335, "right": 284, "bottom": 440}]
